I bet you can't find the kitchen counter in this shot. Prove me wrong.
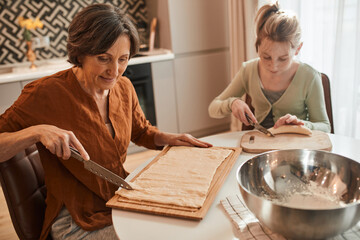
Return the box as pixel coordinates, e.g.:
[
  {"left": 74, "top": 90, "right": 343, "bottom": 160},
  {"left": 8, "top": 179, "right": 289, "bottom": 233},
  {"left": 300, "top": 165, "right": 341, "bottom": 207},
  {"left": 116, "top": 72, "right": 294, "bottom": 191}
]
[{"left": 0, "top": 48, "right": 174, "bottom": 84}]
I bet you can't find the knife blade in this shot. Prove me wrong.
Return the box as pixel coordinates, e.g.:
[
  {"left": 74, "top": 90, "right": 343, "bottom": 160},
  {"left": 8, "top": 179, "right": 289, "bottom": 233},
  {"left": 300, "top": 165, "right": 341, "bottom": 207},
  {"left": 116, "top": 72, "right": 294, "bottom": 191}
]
[
  {"left": 245, "top": 113, "right": 275, "bottom": 137},
  {"left": 69, "top": 146, "right": 133, "bottom": 190}
]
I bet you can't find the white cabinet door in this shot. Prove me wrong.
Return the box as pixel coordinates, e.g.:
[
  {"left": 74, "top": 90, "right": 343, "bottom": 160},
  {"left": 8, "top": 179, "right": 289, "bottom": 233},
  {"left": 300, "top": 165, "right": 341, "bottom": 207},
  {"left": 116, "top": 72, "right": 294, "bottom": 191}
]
[
  {"left": 168, "top": 0, "right": 229, "bottom": 54},
  {"left": 0, "top": 82, "right": 22, "bottom": 114},
  {"left": 174, "top": 51, "right": 230, "bottom": 134},
  {"left": 151, "top": 60, "right": 179, "bottom": 133}
]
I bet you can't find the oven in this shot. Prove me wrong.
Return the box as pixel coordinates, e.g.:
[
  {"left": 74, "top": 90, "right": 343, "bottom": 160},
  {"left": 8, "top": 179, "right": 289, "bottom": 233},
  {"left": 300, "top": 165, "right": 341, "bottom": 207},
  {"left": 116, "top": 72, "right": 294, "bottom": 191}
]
[{"left": 123, "top": 63, "right": 156, "bottom": 126}]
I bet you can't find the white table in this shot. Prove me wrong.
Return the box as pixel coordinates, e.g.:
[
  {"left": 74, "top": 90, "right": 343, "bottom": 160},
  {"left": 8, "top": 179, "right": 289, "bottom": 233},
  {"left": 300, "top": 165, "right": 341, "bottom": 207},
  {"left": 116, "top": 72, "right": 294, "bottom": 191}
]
[{"left": 112, "top": 131, "right": 360, "bottom": 240}]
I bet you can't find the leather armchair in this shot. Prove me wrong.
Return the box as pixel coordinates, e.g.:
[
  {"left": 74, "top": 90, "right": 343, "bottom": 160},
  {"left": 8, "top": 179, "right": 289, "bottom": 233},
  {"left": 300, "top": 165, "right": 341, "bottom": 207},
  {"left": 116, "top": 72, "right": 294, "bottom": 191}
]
[{"left": 0, "top": 144, "right": 50, "bottom": 240}]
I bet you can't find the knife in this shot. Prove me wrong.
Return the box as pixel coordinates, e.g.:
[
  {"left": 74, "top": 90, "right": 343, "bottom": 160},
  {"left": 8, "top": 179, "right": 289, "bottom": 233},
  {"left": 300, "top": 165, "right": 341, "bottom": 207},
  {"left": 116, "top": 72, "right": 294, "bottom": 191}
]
[
  {"left": 69, "top": 146, "right": 133, "bottom": 190},
  {"left": 245, "top": 113, "right": 275, "bottom": 137}
]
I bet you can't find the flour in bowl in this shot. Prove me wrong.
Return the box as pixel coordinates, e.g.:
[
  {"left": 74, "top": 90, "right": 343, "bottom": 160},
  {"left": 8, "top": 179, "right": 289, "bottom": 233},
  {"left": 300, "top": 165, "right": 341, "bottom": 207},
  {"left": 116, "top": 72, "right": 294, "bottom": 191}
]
[{"left": 270, "top": 181, "right": 347, "bottom": 209}]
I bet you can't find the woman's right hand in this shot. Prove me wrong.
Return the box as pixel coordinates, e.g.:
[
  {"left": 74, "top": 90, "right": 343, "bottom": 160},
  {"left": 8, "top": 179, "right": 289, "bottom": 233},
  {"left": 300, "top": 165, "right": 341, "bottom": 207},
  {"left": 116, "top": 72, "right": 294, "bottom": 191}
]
[
  {"left": 36, "top": 124, "right": 89, "bottom": 160},
  {"left": 230, "top": 99, "right": 257, "bottom": 125},
  {"left": 0, "top": 124, "right": 89, "bottom": 163}
]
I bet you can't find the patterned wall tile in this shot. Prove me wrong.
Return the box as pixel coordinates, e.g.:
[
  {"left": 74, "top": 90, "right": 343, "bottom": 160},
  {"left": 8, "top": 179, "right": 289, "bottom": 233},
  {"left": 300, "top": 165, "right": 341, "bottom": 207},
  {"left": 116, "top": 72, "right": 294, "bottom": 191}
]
[{"left": 0, "top": 0, "right": 148, "bottom": 65}]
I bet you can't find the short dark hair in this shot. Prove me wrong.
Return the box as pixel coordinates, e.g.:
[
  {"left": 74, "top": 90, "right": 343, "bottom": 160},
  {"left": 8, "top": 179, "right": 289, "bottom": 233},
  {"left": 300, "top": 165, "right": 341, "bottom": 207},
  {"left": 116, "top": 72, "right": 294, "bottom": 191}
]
[{"left": 67, "top": 3, "right": 139, "bottom": 67}]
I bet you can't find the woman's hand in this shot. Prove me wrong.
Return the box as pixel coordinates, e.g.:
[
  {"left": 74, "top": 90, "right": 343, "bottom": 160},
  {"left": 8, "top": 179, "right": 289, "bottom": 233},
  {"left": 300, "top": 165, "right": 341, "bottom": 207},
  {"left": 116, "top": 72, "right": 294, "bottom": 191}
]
[
  {"left": 231, "top": 99, "right": 257, "bottom": 125},
  {"left": 36, "top": 125, "right": 89, "bottom": 160},
  {"left": 273, "top": 114, "right": 304, "bottom": 128},
  {"left": 0, "top": 124, "right": 89, "bottom": 162},
  {"left": 154, "top": 132, "right": 213, "bottom": 148}
]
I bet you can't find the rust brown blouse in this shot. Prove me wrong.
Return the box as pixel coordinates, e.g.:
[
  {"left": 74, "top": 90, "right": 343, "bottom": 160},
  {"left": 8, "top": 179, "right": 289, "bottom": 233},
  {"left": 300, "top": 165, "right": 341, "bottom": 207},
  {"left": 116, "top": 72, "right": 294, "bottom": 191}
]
[{"left": 0, "top": 68, "right": 160, "bottom": 240}]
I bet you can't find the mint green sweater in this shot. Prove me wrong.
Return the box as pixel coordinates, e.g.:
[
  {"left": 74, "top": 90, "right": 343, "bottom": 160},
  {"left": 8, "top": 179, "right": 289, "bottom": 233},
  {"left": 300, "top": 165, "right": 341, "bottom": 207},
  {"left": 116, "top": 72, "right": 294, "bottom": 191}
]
[{"left": 208, "top": 58, "right": 331, "bottom": 132}]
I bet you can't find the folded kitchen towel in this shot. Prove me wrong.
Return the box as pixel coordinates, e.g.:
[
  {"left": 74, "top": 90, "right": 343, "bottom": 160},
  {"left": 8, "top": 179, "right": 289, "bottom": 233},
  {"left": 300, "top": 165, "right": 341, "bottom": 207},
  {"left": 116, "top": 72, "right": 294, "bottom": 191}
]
[{"left": 221, "top": 195, "right": 360, "bottom": 240}]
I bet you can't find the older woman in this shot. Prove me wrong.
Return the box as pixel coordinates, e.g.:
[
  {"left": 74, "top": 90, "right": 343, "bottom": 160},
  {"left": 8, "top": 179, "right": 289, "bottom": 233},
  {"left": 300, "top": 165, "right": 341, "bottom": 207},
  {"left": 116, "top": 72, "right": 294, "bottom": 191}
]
[
  {"left": 0, "top": 4, "right": 211, "bottom": 240},
  {"left": 208, "top": 1, "right": 330, "bottom": 132}
]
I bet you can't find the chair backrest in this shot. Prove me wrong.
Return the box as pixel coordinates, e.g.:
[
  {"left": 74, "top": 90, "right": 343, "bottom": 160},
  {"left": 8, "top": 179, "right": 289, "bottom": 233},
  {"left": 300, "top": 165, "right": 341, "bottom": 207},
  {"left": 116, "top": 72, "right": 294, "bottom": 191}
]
[
  {"left": 242, "top": 73, "right": 334, "bottom": 133},
  {"left": 321, "top": 73, "right": 334, "bottom": 133},
  {"left": 0, "top": 144, "right": 49, "bottom": 240}
]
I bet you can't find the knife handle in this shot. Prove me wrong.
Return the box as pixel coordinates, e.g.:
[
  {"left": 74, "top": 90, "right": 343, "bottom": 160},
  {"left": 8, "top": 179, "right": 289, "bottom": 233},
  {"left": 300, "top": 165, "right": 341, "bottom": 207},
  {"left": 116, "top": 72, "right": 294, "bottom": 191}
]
[
  {"left": 245, "top": 113, "right": 255, "bottom": 126},
  {"left": 69, "top": 146, "right": 85, "bottom": 162}
]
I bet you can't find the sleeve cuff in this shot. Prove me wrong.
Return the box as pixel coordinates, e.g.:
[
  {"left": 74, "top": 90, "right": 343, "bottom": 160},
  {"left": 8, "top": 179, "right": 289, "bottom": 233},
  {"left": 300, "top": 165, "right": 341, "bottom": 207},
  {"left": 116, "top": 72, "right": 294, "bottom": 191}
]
[{"left": 228, "top": 97, "right": 241, "bottom": 113}]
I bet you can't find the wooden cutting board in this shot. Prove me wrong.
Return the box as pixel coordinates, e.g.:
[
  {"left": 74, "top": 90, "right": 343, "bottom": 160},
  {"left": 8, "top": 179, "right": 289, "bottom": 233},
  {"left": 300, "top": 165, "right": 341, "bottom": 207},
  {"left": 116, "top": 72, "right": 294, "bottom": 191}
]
[
  {"left": 240, "top": 130, "right": 332, "bottom": 153},
  {"left": 106, "top": 146, "right": 241, "bottom": 220}
]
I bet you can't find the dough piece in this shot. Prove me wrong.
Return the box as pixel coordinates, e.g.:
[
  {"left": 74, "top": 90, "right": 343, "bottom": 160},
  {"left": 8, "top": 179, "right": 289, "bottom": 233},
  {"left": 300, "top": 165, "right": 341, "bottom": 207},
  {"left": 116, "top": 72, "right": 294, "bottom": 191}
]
[
  {"left": 268, "top": 125, "right": 312, "bottom": 136},
  {"left": 116, "top": 146, "right": 232, "bottom": 208}
]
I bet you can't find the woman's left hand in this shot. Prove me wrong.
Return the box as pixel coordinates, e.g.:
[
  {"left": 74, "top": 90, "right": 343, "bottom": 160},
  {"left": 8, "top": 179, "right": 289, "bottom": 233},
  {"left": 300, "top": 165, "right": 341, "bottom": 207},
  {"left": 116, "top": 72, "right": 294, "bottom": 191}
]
[
  {"left": 273, "top": 114, "right": 304, "bottom": 128},
  {"left": 154, "top": 132, "right": 213, "bottom": 148}
]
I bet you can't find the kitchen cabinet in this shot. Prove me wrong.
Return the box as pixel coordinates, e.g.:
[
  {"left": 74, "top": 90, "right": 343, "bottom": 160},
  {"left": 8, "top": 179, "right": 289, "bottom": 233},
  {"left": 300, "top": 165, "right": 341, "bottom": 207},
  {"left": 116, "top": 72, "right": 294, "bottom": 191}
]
[
  {"left": 0, "top": 82, "right": 22, "bottom": 114},
  {"left": 149, "top": 0, "right": 231, "bottom": 136},
  {"left": 174, "top": 51, "right": 230, "bottom": 134},
  {"left": 151, "top": 60, "right": 178, "bottom": 133},
  {"left": 167, "top": 0, "right": 229, "bottom": 54}
]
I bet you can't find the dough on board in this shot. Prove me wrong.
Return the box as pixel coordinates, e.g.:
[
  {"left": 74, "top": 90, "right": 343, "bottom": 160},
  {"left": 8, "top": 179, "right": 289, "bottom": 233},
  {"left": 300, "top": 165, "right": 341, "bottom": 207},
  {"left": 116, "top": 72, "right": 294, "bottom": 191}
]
[
  {"left": 268, "top": 125, "right": 312, "bottom": 136},
  {"left": 116, "top": 146, "right": 232, "bottom": 208}
]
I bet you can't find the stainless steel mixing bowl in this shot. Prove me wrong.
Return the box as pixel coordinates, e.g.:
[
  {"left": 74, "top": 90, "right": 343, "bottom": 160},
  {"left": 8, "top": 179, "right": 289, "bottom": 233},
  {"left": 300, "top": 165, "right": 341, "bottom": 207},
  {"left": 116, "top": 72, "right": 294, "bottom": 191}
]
[{"left": 237, "top": 149, "right": 360, "bottom": 239}]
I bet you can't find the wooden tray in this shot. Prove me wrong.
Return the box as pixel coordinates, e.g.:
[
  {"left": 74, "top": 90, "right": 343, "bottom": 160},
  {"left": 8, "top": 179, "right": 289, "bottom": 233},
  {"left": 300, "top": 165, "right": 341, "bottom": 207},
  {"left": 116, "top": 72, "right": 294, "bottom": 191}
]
[
  {"left": 240, "top": 130, "right": 332, "bottom": 153},
  {"left": 106, "top": 146, "right": 241, "bottom": 220}
]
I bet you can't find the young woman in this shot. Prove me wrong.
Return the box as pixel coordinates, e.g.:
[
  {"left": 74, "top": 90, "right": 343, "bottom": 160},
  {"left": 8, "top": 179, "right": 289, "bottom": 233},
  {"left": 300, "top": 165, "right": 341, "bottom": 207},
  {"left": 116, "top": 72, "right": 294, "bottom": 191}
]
[{"left": 208, "top": 1, "right": 330, "bottom": 132}]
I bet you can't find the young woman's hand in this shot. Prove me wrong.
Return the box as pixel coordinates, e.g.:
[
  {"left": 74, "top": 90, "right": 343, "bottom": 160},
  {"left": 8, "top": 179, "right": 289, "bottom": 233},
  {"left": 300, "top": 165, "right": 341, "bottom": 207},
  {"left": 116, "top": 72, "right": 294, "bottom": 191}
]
[
  {"left": 273, "top": 114, "right": 304, "bottom": 128},
  {"left": 154, "top": 132, "right": 212, "bottom": 148},
  {"left": 230, "top": 99, "right": 257, "bottom": 125}
]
